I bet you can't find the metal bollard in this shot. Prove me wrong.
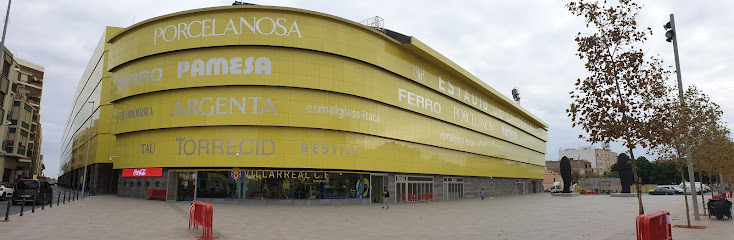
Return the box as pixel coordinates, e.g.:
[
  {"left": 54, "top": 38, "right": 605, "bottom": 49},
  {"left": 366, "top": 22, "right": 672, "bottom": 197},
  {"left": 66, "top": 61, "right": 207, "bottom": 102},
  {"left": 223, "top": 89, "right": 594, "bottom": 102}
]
[
  {"left": 57, "top": 193, "right": 60, "bottom": 206},
  {"left": 20, "top": 197, "right": 25, "bottom": 216},
  {"left": 32, "top": 196, "right": 36, "bottom": 213},
  {"left": 63, "top": 191, "right": 66, "bottom": 204},
  {"left": 42, "top": 193, "right": 45, "bottom": 210},
  {"left": 4, "top": 200, "right": 10, "bottom": 221},
  {"left": 49, "top": 193, "right": 52, "bottom": 208}
]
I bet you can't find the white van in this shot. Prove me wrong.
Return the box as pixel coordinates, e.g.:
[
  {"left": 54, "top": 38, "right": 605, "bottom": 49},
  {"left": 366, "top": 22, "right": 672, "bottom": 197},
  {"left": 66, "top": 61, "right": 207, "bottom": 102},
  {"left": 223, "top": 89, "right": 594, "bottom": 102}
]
[
  {"left": 549, "top": 182, "right": 563, "bottom": 193},
  {"left": 678, "top": 182, "right": 704, "bottom": 194},
  {"left": 549, "top": 182, "right": 576, "bottom": 193}
]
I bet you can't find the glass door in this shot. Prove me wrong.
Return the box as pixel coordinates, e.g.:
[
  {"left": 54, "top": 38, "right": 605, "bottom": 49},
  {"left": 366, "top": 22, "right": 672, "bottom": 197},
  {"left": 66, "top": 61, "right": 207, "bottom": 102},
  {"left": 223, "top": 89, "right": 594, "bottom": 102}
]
[
  {"left": 177, "top": 172, "right": 196, "bottom": 201},
  {"left": 371, "top": 175, "right": 384, "bottom": 203}
]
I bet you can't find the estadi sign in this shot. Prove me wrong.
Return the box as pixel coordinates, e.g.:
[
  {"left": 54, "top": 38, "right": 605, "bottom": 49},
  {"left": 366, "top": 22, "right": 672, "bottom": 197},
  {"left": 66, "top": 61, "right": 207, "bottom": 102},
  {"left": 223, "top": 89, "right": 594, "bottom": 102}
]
[{"left": 122, "top": 168, "right": 163, "bottom": 177}]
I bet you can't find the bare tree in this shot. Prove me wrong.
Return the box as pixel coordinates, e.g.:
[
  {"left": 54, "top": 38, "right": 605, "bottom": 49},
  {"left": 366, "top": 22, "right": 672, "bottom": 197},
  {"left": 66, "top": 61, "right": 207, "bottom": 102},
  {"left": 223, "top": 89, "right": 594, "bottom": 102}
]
[{"left": 567, "top": 0, "right": 670, "bottom": 215}]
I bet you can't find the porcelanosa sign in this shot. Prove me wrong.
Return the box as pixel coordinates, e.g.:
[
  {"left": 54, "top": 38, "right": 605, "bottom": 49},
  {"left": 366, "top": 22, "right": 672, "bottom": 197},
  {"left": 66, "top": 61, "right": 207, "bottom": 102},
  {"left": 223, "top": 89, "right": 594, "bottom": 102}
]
[{"left": 154, "top": 17, "right": 302, "bottom": 44}]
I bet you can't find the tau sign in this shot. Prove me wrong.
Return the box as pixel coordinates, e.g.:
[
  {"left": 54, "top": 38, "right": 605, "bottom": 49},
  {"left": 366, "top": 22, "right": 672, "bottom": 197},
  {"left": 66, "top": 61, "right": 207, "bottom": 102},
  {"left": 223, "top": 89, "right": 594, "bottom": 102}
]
[{"left": 122, "top": 168, "right": 163, "bottom": 177}]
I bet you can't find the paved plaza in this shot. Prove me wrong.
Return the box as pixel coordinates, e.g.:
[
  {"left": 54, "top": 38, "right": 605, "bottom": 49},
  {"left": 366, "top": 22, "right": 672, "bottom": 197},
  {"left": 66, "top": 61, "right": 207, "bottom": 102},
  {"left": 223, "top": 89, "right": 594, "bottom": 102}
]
[{"left": 2, "top": 192, "right": 733, "bottom": 239}]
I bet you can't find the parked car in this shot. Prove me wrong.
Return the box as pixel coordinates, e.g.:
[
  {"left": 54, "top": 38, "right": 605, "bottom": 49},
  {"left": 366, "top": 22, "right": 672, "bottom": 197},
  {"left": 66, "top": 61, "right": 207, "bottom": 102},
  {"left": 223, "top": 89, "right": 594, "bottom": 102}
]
[
  {"left": 11, "top": 179, "right": 53, "bottom": 205},
  {"left": 0, "top": 182, "right": 13, "bottom": 200},
  {"left": 648, "top": 186, "right": 676, "bottom": 195}
]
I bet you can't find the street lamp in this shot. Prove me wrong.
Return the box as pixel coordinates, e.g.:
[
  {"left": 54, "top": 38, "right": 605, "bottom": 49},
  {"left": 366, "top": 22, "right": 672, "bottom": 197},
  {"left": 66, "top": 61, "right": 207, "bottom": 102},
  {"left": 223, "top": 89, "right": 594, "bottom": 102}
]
[
  {"left": 81, "top": 100, "right": 94, "bottom": 199},
  {"left": 664, "top": 14, "right": 700, "bottom": 220}
]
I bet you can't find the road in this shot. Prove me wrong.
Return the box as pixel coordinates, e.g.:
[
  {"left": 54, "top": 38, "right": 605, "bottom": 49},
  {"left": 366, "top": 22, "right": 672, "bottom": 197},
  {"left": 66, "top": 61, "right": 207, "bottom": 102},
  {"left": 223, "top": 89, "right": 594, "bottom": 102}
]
[{"left": 1, "top": 185, "right": 82, "bottom": 218}]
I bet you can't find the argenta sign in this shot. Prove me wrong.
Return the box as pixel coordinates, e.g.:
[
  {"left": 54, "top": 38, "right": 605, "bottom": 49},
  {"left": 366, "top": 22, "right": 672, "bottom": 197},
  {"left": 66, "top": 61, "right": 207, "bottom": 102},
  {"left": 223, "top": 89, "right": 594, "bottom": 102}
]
[{"left": 154, "top": 17, "right": 302, "bottom": 44}]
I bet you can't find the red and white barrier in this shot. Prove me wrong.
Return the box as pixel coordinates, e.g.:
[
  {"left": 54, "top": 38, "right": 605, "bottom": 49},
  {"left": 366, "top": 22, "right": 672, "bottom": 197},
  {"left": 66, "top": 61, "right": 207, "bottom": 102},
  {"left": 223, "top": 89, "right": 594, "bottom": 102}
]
[
  {"left": 189, "top": 201, "right": 219, "bottom": 240},
  {"left": 636, "top": 211, "right": 672, "bottom": 240}
]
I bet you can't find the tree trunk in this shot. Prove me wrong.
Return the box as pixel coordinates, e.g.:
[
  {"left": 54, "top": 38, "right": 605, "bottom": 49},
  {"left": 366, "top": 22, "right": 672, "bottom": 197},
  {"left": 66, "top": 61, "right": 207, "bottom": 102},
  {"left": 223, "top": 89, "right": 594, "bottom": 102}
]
[
  {"left": 627, "top": 145, "right": 644, "bottom": 215},
  {"left": 679, "top": 166, "right": 691, "bottom": 228},
  {"left": 699, "top": 171, "right": 706, "bottom": 215},
  {"left": 709, "top": 174, "right": 714, "bottom": 200}
]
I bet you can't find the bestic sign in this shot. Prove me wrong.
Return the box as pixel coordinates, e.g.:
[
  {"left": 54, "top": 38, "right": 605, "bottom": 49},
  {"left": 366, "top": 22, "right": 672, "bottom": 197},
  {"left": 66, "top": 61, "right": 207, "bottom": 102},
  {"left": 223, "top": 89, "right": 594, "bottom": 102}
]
[{"left": 122, "top": 168, "right": 163, "bottom": 177}]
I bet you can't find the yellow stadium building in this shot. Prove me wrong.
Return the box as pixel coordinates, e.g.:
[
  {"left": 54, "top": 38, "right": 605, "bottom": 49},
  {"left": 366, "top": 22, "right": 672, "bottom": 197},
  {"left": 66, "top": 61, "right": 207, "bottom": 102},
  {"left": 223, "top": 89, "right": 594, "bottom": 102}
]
[{"left": 58, "top": 4, "right": 548, "bottom": 204}]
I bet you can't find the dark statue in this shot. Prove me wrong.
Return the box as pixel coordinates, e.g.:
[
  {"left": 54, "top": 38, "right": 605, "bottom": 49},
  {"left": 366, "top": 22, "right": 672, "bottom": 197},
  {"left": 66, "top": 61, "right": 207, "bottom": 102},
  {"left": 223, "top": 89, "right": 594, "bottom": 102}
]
[
  {"left": 618, "top": 153, "right": 634, "bottom": 193},
  {"left": 560, "top": 156, "right": 572, "bottom": 193}
]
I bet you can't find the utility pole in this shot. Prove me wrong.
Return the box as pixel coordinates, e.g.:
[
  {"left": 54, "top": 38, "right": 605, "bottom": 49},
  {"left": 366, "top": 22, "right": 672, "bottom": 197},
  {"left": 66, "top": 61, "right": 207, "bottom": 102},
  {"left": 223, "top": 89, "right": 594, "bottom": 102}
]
[{"left": 665, "top": 13, "right": 700, "bottom": 220}]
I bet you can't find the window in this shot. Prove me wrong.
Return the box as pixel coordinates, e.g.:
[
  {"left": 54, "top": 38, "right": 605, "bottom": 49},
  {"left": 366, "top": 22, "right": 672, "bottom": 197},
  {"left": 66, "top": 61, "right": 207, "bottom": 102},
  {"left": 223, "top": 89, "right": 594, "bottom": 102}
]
[
  {"left": 195, "top": 170, "right": 370, "bottom": 200},
  {"left": 443, "top": 177, "right": 463, "bottom": 200},
  {"left": 2, "top": 60, "right": 9, "bottom": 77},
  {"left": 396, "top": 175, "right": 435, "bottom": 202},
  {"left": 155, "top": 181, "right": 160, "bottom": 188}
]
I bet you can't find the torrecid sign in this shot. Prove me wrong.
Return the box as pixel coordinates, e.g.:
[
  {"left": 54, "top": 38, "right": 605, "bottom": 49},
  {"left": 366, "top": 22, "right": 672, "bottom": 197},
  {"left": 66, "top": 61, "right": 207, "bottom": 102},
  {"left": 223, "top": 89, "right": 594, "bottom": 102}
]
[{"left": 122, "top": 168, "right": 163, "bottom": 177}]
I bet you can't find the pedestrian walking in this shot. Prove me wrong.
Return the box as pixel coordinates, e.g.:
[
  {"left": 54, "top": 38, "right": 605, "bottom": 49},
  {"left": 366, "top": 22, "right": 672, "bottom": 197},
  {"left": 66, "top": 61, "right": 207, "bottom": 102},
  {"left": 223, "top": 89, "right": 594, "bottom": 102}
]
[
  {"left": 382, "top": 187, "right": 390, "bottom": 209},
  {"left": 481, "top": 188, "right": 485, "bottom": 200}
]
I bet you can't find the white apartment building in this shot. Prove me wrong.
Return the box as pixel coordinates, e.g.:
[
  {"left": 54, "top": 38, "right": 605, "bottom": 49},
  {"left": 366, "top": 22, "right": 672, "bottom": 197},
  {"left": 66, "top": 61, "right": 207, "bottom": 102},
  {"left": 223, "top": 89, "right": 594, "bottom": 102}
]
[{"left": 558, "top": 146, "right": 618, "bottom": 174}]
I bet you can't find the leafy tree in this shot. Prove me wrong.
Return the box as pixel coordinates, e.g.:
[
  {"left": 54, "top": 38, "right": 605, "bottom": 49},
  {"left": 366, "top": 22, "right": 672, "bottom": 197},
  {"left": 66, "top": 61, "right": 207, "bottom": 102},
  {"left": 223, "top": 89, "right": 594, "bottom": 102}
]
[
  {"left": 648, "top": 161, "right": 679, "bottom": 185},
  {"left": 609, "top": 163, "right": 619, "bottom": 173},
  {"left": 635, "top": 156, "right": 653, "bottom": 184},
  {"left": 567, "top": 0, "right": 669, "bottom": 215},
  {"left": 648, "top": 85, "right": 725, "bottom": 226},
  {"left": 603, "top": 169, "right": 619, "bottom": 178},
  {"left": 583, "top": 171, "right": 601, "bottom": 178},
  {"left": 690, "top": 114, "right": 730, "bottom": 213},
  {"left": 572, "top": 170, "right": 582, "bottom": 184}
]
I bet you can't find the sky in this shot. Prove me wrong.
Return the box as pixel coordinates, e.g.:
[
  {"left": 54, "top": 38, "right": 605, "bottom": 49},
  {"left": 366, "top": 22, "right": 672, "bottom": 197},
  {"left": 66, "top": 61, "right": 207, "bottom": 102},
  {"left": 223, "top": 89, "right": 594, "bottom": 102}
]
[{"left": 3, "top": 0, "right": 732, "bottom": 178}]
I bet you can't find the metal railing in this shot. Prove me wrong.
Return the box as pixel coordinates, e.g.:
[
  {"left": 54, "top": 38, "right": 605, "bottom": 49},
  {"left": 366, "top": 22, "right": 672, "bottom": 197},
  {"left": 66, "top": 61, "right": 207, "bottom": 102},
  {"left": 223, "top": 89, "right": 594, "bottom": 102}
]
[{"left": 2, "top": 186, "right": 92, "bottom": 222}]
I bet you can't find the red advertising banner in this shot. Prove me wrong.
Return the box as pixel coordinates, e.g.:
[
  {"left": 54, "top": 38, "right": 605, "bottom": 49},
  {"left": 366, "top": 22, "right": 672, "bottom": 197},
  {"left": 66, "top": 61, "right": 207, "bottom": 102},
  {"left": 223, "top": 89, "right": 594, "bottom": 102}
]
[{"left": 122, "top": 168, "right": 163, "bottom": 177}]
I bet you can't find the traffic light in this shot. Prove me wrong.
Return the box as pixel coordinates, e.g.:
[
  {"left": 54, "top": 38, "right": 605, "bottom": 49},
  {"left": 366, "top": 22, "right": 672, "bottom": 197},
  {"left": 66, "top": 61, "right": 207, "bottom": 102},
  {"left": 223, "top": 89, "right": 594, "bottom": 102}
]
[{"left": 664, "top": 22, "right": 674, "bottom": 42}]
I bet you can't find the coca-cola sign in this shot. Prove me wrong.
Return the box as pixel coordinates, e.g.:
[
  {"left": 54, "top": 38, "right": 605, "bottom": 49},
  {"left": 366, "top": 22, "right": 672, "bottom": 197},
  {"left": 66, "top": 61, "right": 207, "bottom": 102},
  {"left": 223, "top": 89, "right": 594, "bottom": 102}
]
[{"left": 122, "top": 168, "right": 163, "bottom": 177}]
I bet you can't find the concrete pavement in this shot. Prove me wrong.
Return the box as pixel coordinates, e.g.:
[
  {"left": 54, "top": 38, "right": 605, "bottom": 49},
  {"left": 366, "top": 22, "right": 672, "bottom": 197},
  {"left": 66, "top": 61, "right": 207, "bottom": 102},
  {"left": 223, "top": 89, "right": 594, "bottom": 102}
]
[{"left": 1, "top": 193, "right": 732, "bottom": 239}]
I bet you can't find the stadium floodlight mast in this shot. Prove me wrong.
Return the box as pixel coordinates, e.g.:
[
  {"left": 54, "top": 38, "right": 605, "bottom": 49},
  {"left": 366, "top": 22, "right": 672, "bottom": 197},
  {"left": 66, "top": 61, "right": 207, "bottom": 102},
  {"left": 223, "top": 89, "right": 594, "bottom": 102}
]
[
  {"left": 664, "top": 13, "right": 700, "bottom": 220},
  {"left": 81, "top": 100, "right": 95, "bottom": 199},
  {"left": 0, "top": 0, "right": 12, "bottom": 77}
]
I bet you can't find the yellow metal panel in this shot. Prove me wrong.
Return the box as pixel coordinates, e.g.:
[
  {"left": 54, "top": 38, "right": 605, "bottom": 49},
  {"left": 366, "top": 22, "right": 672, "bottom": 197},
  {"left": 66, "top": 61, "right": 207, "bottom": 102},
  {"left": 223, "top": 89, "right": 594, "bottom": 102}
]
[
  {"left": 106, "top": 7, "right": 547, "bottom": 137},
  {"left": 112, "top": 86, "right": 543, "bottom": 165},
  {"left": 113, "top": 126, "right": 543, "bottom": 179},
  {"left": 109, "top": 47, "right": 545, "bottom": 153}
]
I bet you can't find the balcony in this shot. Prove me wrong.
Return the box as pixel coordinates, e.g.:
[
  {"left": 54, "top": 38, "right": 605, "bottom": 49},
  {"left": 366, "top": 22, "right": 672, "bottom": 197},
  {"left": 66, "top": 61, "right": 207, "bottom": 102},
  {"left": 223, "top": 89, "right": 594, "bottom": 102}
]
[
  {"left": 28, "top": 98, "right": 40, "bottom": 107},
  {"left": 18, "top": 79, "right": 42, "bottom": 90},
  {"left": 28, "top": 80, "right": 43, "bottom": 88}
]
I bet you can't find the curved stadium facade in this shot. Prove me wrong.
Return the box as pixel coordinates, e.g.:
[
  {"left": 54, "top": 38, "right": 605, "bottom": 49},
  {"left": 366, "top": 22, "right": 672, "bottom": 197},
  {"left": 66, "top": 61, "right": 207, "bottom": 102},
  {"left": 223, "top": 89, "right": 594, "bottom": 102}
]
[{"left": 58, "top": 5, "right": 548, "bottom": 203}]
